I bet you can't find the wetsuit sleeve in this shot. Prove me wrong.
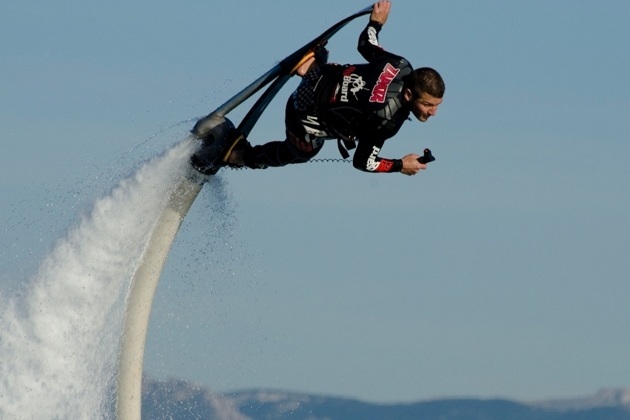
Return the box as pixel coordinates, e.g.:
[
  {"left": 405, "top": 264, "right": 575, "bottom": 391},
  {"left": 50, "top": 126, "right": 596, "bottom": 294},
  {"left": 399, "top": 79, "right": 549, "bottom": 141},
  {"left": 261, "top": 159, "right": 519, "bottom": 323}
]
[
  {"left": 352, "top": 136, "right": 403, "bottom": 173},
  {"left": 357, "top": 21, "right": 388, "bottom": 62}
]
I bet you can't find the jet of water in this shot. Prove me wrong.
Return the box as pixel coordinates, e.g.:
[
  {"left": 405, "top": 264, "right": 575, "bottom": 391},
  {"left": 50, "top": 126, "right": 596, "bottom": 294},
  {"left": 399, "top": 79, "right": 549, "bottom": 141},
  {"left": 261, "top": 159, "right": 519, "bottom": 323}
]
[{"left": 0, "top": 139, "right": 198, "bottom": 419}]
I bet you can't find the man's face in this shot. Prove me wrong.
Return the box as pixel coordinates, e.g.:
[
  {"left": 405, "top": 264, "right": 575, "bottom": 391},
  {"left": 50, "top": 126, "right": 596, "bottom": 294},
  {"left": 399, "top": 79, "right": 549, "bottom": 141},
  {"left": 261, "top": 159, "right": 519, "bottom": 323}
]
[{"left": 405, "top": 90, "right": 443, "bottom": 122}]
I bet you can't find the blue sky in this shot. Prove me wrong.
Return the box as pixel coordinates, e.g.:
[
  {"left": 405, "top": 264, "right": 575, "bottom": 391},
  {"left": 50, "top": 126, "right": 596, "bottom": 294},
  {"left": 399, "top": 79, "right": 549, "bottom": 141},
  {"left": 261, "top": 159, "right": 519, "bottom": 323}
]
[{"left": 2, "top": 0, "right": 630, "bottom": 404}]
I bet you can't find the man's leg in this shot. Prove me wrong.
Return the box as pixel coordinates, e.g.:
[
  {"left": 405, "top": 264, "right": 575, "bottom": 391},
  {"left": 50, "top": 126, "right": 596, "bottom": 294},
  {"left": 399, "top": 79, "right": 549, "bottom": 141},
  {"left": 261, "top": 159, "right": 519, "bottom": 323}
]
[
  {"left": 241, "top": 131, "right": 324, "bottom": 169},
  {"left": 229, "top": 92, "right": 326, "bottom": 169}
]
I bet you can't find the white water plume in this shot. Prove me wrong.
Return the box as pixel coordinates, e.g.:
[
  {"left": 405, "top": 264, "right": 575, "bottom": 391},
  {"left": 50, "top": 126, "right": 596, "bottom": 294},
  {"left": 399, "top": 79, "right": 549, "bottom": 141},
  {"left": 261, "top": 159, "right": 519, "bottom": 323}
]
[{"left": 0, "top": 138, "right": 200, "bottom": 419}]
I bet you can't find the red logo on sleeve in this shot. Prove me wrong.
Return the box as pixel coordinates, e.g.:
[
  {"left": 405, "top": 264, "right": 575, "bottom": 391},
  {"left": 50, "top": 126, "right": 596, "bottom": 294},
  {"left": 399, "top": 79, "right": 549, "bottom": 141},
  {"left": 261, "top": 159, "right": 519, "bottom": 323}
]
[{"left": 369, "top": 63, "right": 400, "bottom": 103}]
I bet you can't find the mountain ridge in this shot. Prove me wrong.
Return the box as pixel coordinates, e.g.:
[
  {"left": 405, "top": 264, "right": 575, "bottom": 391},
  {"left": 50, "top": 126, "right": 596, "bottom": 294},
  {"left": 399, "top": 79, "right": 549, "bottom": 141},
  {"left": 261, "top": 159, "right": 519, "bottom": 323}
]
[{"left": 141, "top": 377, "right": 630, "bottom": 420}]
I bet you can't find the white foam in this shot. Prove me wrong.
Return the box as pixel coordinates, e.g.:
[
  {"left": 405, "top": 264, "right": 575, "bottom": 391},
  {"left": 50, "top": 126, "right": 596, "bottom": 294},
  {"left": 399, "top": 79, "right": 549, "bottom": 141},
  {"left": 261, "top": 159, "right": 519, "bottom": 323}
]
[{"left": 0, "top": 139, "right": 198, "bottom": 419}]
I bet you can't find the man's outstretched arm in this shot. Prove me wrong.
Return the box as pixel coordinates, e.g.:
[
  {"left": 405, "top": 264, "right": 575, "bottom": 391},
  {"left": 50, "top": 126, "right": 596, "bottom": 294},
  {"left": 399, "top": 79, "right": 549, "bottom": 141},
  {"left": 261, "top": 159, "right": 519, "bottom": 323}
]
[{"left": 358, "top": 1, "right": 393, "bottom": 62}]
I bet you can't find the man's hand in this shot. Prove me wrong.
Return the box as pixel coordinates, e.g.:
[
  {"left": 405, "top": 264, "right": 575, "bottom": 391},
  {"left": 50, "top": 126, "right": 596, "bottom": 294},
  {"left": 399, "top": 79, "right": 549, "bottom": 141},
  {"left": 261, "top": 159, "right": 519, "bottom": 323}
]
[
  {"left": 400, "top": 154, "right": 427, "bottom": 176},
  {"left": 371, "top": 0, "right": 391, "bottom": 25}
]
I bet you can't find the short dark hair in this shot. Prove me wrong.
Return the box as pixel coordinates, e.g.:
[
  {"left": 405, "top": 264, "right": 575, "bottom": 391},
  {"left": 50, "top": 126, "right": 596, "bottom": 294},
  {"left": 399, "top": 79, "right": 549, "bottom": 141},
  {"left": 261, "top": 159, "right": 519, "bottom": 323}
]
[{"left": 406, "top": 67, "right": 445, "bottom": 98}]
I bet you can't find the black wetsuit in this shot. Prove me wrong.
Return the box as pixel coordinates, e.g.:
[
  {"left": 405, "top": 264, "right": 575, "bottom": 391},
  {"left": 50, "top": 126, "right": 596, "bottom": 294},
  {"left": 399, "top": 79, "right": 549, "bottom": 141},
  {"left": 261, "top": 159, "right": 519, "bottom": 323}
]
[{"left": 245, "top": 20, "right": 413, "bottom": 173}]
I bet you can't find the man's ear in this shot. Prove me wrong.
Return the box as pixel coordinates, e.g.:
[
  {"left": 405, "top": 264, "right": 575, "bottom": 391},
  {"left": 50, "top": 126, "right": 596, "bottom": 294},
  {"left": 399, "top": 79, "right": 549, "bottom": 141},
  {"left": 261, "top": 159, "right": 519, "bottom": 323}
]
[{"left": 403, "top": 88, "right": 413, "bottom": 103}]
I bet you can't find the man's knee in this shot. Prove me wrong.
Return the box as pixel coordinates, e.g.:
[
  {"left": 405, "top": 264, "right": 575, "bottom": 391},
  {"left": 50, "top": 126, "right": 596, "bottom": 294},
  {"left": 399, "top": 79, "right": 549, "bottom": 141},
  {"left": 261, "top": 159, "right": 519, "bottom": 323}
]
[
  {"left": 287, "top": 131, "right": 313, "bottom": 152},
  {"left": 287, "top": 131, "right": 324, "bottom": 155}
]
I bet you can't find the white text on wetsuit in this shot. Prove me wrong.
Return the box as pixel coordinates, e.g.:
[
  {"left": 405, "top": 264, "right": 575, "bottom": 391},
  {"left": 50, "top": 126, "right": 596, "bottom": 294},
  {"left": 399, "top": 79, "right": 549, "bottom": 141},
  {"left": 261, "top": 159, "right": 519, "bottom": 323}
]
[
  {"left": 366, "top": 145, "right": 381, "bottom": 171},
  {"left": 340, "top": 66, "right": 365, "bottom": 103},
  {"left": 367, "top": 27, "right": 380, "bottom": 47}
]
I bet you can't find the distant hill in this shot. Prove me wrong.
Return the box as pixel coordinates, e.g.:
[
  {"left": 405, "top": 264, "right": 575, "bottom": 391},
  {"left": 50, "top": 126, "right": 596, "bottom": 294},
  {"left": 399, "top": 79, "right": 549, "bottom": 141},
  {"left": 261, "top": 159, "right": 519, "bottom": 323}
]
[{"left": 141, "top": 377, "right": 630, "bottom": 420}]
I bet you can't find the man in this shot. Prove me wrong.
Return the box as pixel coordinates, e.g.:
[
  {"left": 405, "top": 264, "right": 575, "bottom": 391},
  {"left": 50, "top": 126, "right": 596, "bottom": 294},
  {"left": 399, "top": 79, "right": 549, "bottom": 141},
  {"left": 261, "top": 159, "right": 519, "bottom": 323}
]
[{"left": 229, "top": 0, "right": 445, "bottom": 176}]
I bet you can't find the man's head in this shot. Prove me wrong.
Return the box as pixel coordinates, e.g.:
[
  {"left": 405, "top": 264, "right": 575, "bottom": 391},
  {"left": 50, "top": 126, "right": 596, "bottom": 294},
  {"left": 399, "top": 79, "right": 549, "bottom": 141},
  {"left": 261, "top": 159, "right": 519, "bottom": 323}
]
[{"left": 403, "top": 67, "right": 445, "bottom": 122}]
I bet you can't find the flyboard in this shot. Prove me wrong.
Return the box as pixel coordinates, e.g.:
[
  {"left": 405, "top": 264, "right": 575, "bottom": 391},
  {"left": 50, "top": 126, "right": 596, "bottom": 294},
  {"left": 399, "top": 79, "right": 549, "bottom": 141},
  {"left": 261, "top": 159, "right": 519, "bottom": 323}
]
[{"left": 189, "top": 5, "right": 375, "bottom": 176}]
